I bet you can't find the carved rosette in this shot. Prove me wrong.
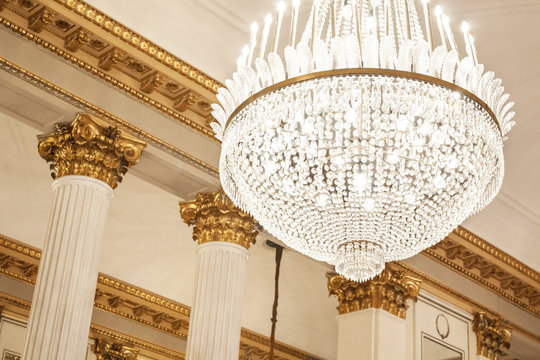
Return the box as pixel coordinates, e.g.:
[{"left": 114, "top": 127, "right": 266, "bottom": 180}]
[
  {"left": 327, "top": 266, "right": 421, "bottom": 319},
  {"left": 93, "top": 339, "right": 139, "bottom": 360},
  {"left": 473, "top": 312, "right": 512, "bottom": 360},
  {"left": 179, "top": 189, "right": 258, "bottom": 249},
  {"left": 37, "top": 114, "right": 145, "bottom": 189}
]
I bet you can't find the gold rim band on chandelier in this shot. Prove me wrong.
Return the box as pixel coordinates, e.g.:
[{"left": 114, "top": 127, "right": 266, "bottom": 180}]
[{"left": 225, "top": 68, "right": 501, "bottom": 134}]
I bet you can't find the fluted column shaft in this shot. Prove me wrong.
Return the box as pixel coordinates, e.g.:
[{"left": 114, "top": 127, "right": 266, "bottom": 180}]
[
  {"left": 180, "top": 190, "right": 257, "bottom": 360},
  {"left": 24, "top": 114, "right": 145, "bottom": 360},
  {"left": 186, "top": 242, "right": 248, "bottom": 359},
  {"left": 23, "top": 176, "right": 112, "bottom": 359}
]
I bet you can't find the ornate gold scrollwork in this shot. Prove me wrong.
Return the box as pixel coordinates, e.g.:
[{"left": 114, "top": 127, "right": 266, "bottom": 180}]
[
  {"left": 37, "top": 113, "right": 146, "bottom": 189},
  {"left": 93, "top": 339, "right": 139, "bottom": 360},
  {"left": 64, "top": 27, "right": 90, "bottom": 52},
  {"left": 179, "top": 189, "right": 258, "bottom": 249},
  {"left": 327, "top": 266, "right": 421, "bottom": 319},
  {"left": 28, "top": 7, "right": 53, "bottom": 32},
  {"left": 473, "top": 312, "right": 512, "bottom": 360}
]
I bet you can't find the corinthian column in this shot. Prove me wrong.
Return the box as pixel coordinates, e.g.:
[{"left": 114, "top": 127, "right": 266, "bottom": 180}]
[
  {"left": 473, "top": 312, "right": 512, "bottom": 360},
  {"left": 180, "top": 190, "right": 257, "bottom": 360},
  {"left": 23, "top": 114, "right": 145, "bottom": 360},
  {"left": 327, "top": 267, "right": 421, "bottom": 360}
]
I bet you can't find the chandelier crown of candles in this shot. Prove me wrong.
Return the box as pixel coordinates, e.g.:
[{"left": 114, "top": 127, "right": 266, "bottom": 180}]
[{"left": 211, "top": 0, "right": 515, "bottom": 282}]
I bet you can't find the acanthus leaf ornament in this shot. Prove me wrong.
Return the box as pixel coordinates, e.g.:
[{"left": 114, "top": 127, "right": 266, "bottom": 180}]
[
  {"left": 473, "top": 312, "right": 512, "bottom": 360},
  {"left": 212, "top": 0, "right": 514, "bottom": 281},
  {"left": 179, "top": 189, "right": 258, "bottom": 250},
  {"left": 93, "top": 339, "right": 139, "bottom": 360},
  {"left": 37, "top": 113, "right": 146, "bottom": 189},
  {"left": 327, "top": 266, "right": 421, "bottom": 319}
]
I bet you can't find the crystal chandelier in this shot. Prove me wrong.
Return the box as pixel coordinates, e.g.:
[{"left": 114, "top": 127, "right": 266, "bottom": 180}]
[{"left": 210, "top": 0, "right": 515, "bottom": 281}]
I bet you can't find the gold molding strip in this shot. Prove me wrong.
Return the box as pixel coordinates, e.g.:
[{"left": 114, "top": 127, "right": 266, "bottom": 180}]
[
  {"left": 0, "top": 1, "right": 220, "bottom": 141},
  {"left": 421, "top": 227, "right": 540, "bottom": 317},
  {"left": 50, "top": 0, "right": 222, "bottom": 93},
  {"left": 90, "top": 325, "right": 184, "bottom": 360},
  {"left": 0, "top": 56, "right": 219, "bottom": 177},
  {"left": 392, "top": 261, "right": 540, "bottom": 345},
  {"left": 0, "top": 234, "right": 319, "bottom": 360}
]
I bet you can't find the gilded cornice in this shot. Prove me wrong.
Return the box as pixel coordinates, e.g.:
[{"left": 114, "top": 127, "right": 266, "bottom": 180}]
[
  {"left": 179, "top": 190, "right": 258, "bottom": 250},
  {"left": 0, "top": 56, "right": 219, "bottom": 177},
  {"left": 473, "top": 312, "right": 512, "bottom": 360},
  {"left": 422, "top": 227, "right": 540, "bottom": 317},
  {"left": 327, "top": 266, "right": 421, "bottom": 319},
  {"left": 0, "top": 234, "right": 317, "bottom": 360},
  {"left": 90, "top": 325, "right": 185, "bottom": 360},
  {"left": 0, "top": 0, "right": 221, "bottom": 141},
  {"left": 37, "top": 114, "right": 146, "bottom": 189}
]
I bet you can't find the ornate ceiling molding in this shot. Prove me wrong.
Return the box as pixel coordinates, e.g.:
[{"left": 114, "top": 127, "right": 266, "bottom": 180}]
[
  {"left": 422, "top": 226, "right": 540, "bottom": 317},
  {"left": 0, "top": 56, "right": 219, "bottom": 177},
  {"left": 0, "top": 233, "right": 320, "bottom": 360},
  {"left": 392, "top": 261, "right": 540, "bottom": 345},
  {"left": 0, "top": 0, "right": 221, "bottom": 141}
]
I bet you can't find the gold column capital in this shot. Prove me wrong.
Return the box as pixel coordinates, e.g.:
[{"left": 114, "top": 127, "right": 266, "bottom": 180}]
[
  {"left": 37, "top": 114, "right": 146, "bottom": 189},
  {"left": 327, "top": 266, "right": 421, "bottom": 319},
  {"left": 93, "top": 338, "right": 139, "bottom": 360},
  {"left": 473, "top": 312, "right": 512, "bottom": 360},
  {"left": 179, "top": 189, "right": 257, "bottom": 249}
]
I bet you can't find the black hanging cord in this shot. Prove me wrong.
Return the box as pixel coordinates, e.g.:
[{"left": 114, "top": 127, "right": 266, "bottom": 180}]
[{"left": 266, "top": 240, "right": 284, "bottom": 360}]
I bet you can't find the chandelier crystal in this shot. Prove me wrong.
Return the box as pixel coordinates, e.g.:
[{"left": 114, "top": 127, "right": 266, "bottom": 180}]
[{"left": 210, "top": 0, "right": 515, "bottom": 281}]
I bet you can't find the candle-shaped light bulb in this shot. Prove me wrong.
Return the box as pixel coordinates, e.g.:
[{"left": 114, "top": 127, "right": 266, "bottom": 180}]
[
  {"left": 259, "top": 13, "right": 273, "bottom": 59},
  {"left": 247, "top": 21, "right": 259, "bottom": 66},
  {"left": 241, "top": 45, "right": 249, "bottom": 66},
  {"left": 311, "top": 0, "right": 320, "bottom": 51},
  {"left": 434, "top": 5, "right": 448, "bottom": 51},
  {"left": 237, "top": 55, "right": 243, "bottom": 71},
  {"left": 442, "top": 15, "right": 458, "bottom": 52},
  {"left": 470, "top": 34, "right": 479, "bottom": 65},
  {"left": 461, "top": 21, "right": 474, "bottom": 61},
  {"left": 422, "top": 0, "right": 433, "bottom": 52},
  {"left": 272, "top": 2, "right": 286, "bottom": 53},
  {"left": 290, "top": 0, "right": 301, "bottom": 47}
]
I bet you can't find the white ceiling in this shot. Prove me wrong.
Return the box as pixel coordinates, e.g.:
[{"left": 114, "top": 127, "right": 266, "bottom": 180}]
[{"left": 84, "top": 0, "right": 540, "bottom": 271}]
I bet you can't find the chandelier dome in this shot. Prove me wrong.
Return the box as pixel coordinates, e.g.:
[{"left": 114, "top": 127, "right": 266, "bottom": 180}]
[{"left": 211, "top": 0, "right": 514, "bottom": 281}]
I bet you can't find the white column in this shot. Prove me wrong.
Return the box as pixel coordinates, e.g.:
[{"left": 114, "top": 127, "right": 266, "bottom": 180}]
[
  {"left": 186, "top": 242, "right": 249, "bottom": 360},
  {"left": 23, "top": 176, "right": 113, "bottom": 360},
  {"left": 337, "top": 309, "right": 407, "bottom": 360}
]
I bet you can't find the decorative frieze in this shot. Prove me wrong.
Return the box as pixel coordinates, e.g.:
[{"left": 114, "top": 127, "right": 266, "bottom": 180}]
[
  {"left": 0, "top": 0, "right": 220, "bottom": 139},
  {"left": 425, "top": 227, "right": 540, "bottom": 316},
  {"left": 27, "top": 7, "right": 53, "bottom": 32},
  {"left": 179, "top": 190, "right": 258, "bottom": 249},
  {"left": 327, "top": 266, "right": 421, "bottom": 319},
  {"left": 473, "top": 312, "right": 512, "bottom": 360},
  {"left": 64, "top": 27, "right": 89, "bottom": 51},
  {"left": 37, "top": 114, "right": 146, "bottom": 189}
]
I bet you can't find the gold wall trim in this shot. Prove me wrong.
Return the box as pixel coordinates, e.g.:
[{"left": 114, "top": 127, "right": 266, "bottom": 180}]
[
  {"left": 422, "top": 227, "right": 540, "bottom": 318},
  {"left": 0, "top": 234, "right": 319, "bottom": 360},
  {"left": 0, "top": 1, "right": 220, "bottom": 141},
  {"left": 392, "top": 261, "right": 540, "bottom": 345},
  {"left": 90, "top": 325, "right": 184, "bottom": 360},
  {"left": 50, "top": 0, "right": 222, "bottom": 93},
  {"left": 0, "top": 56, "right": 219, "bottom": 177}
]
